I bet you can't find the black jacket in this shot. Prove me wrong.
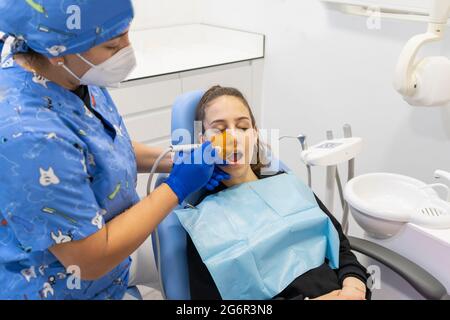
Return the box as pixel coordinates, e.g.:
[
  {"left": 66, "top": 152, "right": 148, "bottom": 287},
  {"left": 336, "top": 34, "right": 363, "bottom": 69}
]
[{"left": 187, "top": 172, "right": 371, "bottom": 300}]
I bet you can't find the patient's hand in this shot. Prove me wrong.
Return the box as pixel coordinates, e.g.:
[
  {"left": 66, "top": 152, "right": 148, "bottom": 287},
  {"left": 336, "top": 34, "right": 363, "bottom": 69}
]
[
  {"left": 312, "top": 290, "right": 360, "bottom": 300},
  {"left": 339, "top": 277, "right": 367, "bottom": 300}
]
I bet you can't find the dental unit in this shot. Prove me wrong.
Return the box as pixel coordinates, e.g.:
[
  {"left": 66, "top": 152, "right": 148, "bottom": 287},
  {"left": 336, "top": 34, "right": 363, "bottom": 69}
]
[
  {"left": 280, "top": 124, "right": 363, "bottom": 235},
  {"left": 341, "top": 0, "right": 450, "bottom": 238},
  {"left": 279, "top": 134, "right": 312, "bottom": 187},
  {"left": 317, "top": 0, "right": 450, "bottom": 297},
  {"left": 283, "top": 127, "right": 450, "bottom": 240},
  {"left": 283, "top": 123, "right": 450, "bottom": 298},
  {"left": 345, "top": 171, "right": 450, "bottom": 239},
  {"left": 144, "top": 91, "right": 450, "bottom": 300}
]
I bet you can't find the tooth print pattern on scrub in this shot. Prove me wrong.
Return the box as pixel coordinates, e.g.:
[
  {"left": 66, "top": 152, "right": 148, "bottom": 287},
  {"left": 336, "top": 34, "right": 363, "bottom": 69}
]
[{"left": 0, "top": 58, "right": 140, "bottom": 300}]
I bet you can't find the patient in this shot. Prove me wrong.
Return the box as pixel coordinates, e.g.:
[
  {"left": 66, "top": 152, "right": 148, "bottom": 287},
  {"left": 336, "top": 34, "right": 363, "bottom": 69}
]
[{"left": 186, "top": 85, "right": 370, "bottom": 300}]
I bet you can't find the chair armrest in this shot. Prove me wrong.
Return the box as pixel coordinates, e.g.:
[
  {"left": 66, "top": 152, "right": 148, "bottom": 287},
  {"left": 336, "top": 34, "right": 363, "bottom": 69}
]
[{"left": 348, "top": 236, "right": 449, "bottom": 300}]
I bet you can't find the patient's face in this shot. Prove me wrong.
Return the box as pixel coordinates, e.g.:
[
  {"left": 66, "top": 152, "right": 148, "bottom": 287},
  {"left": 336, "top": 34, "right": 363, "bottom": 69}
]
[{"left": 201, "top": 96, "right": 258, "bottom": 180}]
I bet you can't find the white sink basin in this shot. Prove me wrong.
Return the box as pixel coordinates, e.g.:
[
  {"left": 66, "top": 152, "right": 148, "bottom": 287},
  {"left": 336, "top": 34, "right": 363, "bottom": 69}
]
[{"left": 344, "top": 173, "right": 450, "bottom": 239}]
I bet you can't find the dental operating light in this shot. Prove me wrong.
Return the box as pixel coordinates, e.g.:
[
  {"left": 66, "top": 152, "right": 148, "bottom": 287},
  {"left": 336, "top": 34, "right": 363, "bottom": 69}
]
[{"left": 394, "top": 0, "right": 450, "bottom": 106}]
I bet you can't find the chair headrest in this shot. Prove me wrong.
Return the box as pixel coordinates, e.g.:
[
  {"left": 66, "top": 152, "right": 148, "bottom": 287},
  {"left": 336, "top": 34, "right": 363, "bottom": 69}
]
[
  {"left": 171, "top": 90, "right": 205, "bottom": 145},
  {"left": 170, "top": 90, "right": 208, "bottom": 206}
]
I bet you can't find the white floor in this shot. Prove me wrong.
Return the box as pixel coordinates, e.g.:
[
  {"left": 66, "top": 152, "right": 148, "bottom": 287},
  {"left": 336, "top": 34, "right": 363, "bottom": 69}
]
[{"left": 137, "top": 286, "right": 164, "bottom": 300}]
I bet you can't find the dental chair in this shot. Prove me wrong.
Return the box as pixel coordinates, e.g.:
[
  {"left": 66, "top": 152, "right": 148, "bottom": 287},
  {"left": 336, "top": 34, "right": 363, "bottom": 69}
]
[{"left": 150, "top": 90, "right": 450, "bottom": 301}]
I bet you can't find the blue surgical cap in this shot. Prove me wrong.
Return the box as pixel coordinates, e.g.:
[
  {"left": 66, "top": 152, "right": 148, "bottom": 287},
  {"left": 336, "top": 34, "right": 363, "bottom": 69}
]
[{"left": 0, "top": 0, "right": 134, "bottom": 57}]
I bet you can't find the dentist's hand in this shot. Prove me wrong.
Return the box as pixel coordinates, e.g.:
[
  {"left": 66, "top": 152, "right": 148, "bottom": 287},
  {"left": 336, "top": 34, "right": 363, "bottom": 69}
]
[
  {"left": 165, "top": 142, "right": 229, "bottom": 203},
  {"left": 205, "top": 166, "right": 231, "bottom": 191}
]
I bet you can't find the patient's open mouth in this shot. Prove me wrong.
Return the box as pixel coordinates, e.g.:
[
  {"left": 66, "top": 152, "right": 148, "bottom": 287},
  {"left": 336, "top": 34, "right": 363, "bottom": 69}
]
[{"left": 227, "top": 151, "right": 244, "bottom": 164}]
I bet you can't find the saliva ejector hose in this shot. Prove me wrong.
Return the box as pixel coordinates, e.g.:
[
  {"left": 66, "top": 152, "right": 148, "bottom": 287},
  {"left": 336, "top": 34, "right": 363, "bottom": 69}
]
[
  {"left": 146, "top": 144, "right": 204, "bottom": 196},
  {"left": 147, "top": 142, "right": 224, "bottom": 299}
]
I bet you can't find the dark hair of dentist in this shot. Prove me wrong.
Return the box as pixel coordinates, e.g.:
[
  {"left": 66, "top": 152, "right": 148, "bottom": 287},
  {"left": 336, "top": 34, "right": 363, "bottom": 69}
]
[{"left": 0, "top": 0, "right": 226, "bottom": 300}]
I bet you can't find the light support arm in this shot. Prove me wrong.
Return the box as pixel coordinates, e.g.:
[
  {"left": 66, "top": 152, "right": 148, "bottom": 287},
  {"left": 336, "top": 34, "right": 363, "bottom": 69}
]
[
  {"left": 394, "top": 0, "right": 450, "bottom": 101},
  {"left": 430, "top": 0, "right": 450, "bottom": 24},
  {"left": 394, "top": 32, "right": 442, "bottom": 97}
]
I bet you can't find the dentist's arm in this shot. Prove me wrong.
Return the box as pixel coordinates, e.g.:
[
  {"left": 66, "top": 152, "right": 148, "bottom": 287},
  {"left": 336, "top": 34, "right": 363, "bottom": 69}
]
[
  {"left": 50, "top": 183, "right": 179, "bottom": 281},
  {"left": 50, "top": 142, "right": 222, "bottom": 281},
  {"left": 132, "top": 141, "right": 173, "bottom": 173}
]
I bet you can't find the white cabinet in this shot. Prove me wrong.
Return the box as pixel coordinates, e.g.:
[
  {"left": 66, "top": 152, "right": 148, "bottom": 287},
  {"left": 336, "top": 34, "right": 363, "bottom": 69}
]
[
  {"left": 112, "top": 75, "right": 182, "bottom": 118},
  {"left": 322, "top": 0, "right": 433, "bottom": 12},
  {"left": 109, "top": 25, "right": 265, "bottom": 198}
]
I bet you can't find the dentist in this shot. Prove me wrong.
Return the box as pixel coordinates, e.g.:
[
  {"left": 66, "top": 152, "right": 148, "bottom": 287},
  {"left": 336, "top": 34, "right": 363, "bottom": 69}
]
[{"left": 0, "top": 0, "right": 227, "bottom": 300}]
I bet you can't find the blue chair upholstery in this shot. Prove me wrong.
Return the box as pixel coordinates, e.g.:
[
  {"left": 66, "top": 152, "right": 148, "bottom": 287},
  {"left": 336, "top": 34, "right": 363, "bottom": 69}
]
[
  {"left": 171, "top": 90, "right": 204, "bottom": 146},
  {"left": 151, "top": 90, "right": 204, "bottom": 300}
]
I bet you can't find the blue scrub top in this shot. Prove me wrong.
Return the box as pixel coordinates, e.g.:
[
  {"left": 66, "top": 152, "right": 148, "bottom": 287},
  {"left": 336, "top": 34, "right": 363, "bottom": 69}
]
[{"left": 0, "top": 60, "right": 140, "bottom": 299}]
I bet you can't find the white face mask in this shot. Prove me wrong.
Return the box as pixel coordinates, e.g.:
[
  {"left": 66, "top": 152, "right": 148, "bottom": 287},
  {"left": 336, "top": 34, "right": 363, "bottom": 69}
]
[{"left": 62, "top": 46, "right": 137, "bottom": 88}]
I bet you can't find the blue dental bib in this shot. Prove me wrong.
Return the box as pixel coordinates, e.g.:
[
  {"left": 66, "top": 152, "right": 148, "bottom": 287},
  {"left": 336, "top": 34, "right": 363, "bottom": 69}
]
[{"left": 176, "top": 173, "right": 340, "bottom": 300}]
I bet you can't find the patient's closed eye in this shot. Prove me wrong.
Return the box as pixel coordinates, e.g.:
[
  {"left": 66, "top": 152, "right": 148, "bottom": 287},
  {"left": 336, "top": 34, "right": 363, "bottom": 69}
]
[
  {"left": 211, "top": 126, "right": 249, "bottom": 134},
  {"left": 209, "top": 127, "right": 224, "bottom": 135}
]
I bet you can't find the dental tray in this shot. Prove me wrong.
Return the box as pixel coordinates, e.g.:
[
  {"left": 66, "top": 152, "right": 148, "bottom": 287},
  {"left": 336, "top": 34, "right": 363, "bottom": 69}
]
[{"left": 301, "top": 137, "right": 363, "bottom": 166}]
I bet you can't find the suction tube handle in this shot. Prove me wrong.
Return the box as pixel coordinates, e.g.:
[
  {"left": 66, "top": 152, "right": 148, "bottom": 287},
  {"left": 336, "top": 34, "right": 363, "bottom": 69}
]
[{"left": 171, "top": 144, "right": 203, "bottom": 152}]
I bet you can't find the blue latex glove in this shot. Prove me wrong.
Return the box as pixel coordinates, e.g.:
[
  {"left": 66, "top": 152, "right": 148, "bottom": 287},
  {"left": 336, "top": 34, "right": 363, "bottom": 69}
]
[
  {"left": 205, "top": 166, "right": 231, "bottom": 191},
  {"left": 165, "top": 142, "right": 230, "bottom": 203}
]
